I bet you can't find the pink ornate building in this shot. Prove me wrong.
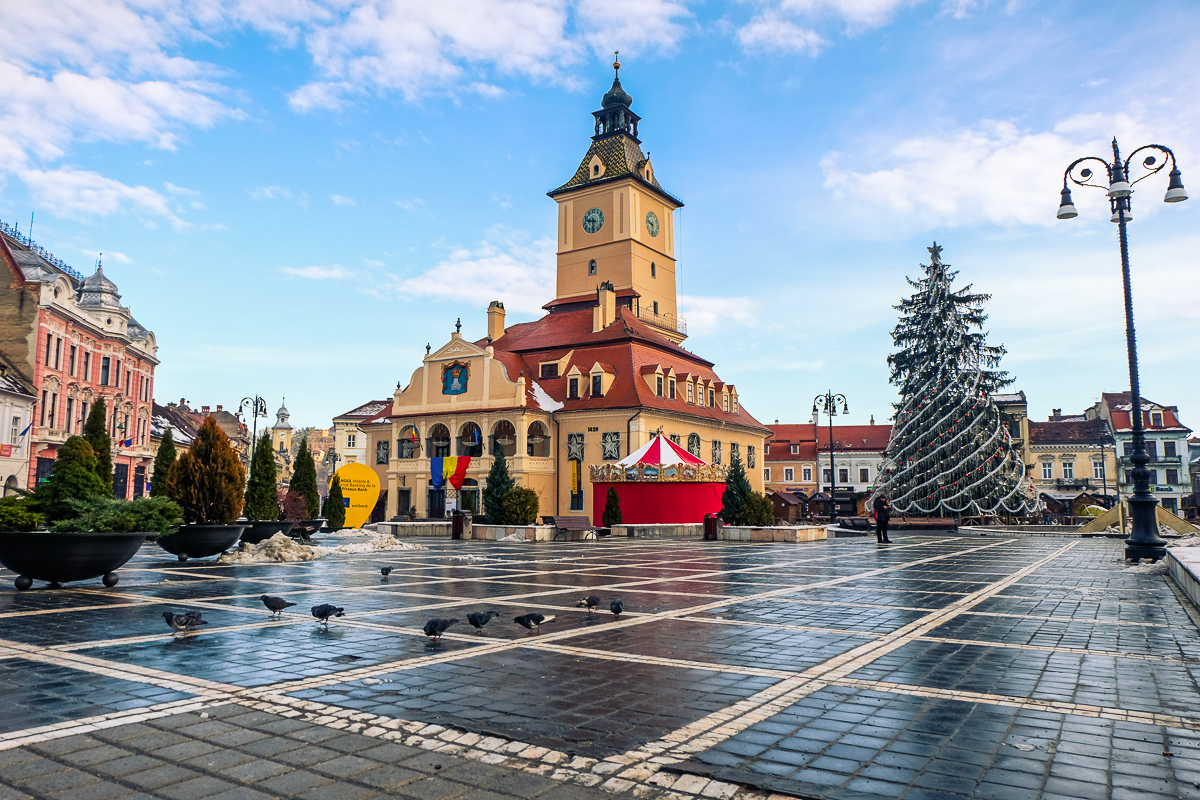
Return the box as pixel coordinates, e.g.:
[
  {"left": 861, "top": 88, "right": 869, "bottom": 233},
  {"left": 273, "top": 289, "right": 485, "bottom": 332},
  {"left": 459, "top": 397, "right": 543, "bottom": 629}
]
[{"left": 0, "top": 226, "right": 159, "bottom": 497}]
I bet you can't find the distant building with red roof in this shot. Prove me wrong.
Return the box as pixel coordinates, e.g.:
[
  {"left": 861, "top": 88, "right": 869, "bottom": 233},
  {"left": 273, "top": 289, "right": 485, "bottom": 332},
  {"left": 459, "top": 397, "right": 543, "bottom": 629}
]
[
  {"left": 1089, "top": 392, "right": 1193, "bottom": 514},
  {"left": 368, "top": 67, "right": 771, "bottom": 520}
]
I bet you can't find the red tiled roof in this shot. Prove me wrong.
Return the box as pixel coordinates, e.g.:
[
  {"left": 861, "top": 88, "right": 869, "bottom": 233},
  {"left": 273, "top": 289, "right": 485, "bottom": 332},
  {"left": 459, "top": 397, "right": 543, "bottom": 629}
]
[
  {"left": 1103, "top": 392, "right": 1191, "bottom": 433},
  {"left": 334, "top": 399, "right": 392, "bottom": 420},
  {"left": 473, "top": 306, "right": 765, "bottom": 430},
  {"left": 816, "top": 425, "right": 892, "bottom": 452},
  {"left": 767, "top": 424, "right": 817, "bottom": 443},
  {"left": 1028, "top": 419, "right": 1108, "bottom": 444},
  {"left": 543, "top": 287, "right": 640, "bottom": 310}
]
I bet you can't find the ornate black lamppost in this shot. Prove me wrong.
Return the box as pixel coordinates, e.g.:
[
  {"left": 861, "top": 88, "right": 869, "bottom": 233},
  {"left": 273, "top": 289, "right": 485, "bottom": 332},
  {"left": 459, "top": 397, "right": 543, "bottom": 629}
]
[
  {"left": 1057, "top": 138, "right": 1187, "bottom": 562},
  {"left": 238, "top": 396, "right": 268, "bottom": 468},
  {"left": 813, "top": 391, "right": 849, "bottom": 523}
]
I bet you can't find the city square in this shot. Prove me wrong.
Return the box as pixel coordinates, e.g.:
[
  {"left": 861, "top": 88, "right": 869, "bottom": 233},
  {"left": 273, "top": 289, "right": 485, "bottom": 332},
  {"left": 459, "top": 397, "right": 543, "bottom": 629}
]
[{"left": 3, "top": 532, "right": 1200, "bottom": 800}]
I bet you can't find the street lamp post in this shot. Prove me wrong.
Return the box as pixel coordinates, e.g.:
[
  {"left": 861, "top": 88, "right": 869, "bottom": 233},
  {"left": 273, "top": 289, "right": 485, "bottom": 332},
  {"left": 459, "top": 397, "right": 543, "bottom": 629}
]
[
  {"left": 1057, "top": 138, "right": 1187, "bottom": 562},
  {"left": 238, "top": 396, "right": 268, "bottom": 469},
  {"left": 813, "top": 391, "right": 849, "bottom": 523}
]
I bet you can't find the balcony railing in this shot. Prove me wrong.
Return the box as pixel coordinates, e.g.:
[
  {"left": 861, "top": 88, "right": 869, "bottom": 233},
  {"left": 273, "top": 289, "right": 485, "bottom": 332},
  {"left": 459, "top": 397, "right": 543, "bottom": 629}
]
[
  {"left": 635, "top": 307, "right": 687, "bottom": 335},
  {"left": 1056, "top": 478, "right": 1090, "bottom": 489},
  {"left": 1119, "top": 455, "right": 1182, "bottom": 466}
]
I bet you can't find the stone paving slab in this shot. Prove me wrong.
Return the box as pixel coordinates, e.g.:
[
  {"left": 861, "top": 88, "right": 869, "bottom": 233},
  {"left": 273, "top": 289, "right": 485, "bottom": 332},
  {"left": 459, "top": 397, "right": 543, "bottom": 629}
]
[{"left": 2, "top": 533, "right": 1200, "bottom": 799}]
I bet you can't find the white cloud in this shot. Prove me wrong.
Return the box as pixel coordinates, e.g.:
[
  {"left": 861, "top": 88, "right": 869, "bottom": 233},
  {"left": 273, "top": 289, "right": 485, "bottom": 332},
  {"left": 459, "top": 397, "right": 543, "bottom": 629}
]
[
  {"left": 819, "top": 113, "right": 1168, "bottom": 230},
  {"left": 20, "top": 166, "right": 183, "bottom": 225},
  {"left": 82, "top": 249, "right": 132, "bottom": 263},
  {"left": 281, "top": 265, "right": 354, "bottom": 279},
  {"left": 248, "top": 185, "right": 309, "bottom": 206},
  {"left": 390, "top": 231, "right": 555, "bottom": 314},
  {"left": 330, "top": 194, "right": 357, "bottom": 206},
  {"left": 679, "top": 295, "right": 760, "bottom": 331},
  {"left": 575, "top": 0, "right": 688, "bottom": 54},
  {"left": 737, "top": 12, "right": 825, "bottom": 54},
  {"left": 776, "top": 0, "right": 915, "bottom": 29}
]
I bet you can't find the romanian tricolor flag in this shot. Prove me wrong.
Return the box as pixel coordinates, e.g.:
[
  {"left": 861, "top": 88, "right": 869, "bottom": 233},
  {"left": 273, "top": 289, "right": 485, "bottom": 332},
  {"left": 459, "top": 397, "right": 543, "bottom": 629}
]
[{"left": 430, "top": 456, "right": 471, "bottom": 490}]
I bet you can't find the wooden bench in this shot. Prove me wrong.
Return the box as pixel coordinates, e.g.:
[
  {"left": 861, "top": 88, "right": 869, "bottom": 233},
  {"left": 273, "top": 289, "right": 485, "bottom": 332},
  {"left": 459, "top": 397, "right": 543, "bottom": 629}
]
[{"left": 543, "top": 515, "right": 596, "bottom": 541}]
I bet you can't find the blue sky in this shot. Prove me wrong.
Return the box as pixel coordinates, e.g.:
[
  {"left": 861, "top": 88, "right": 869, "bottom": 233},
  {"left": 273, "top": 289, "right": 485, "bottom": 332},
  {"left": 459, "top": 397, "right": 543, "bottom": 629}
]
[{"left": 1, "top": 0, "right": 1197, "bottom": 432}]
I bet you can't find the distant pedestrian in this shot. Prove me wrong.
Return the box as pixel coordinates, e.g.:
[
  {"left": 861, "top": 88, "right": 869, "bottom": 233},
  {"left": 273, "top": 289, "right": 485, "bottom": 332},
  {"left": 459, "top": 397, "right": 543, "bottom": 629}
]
[{"left": 873, "top": 493, "right": 893, "bottom": 544}]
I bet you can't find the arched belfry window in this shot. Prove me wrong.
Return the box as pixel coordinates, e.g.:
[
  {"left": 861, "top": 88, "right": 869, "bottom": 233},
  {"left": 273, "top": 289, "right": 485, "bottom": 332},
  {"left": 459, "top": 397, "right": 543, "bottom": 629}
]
[{"left": 589, "top": 259, "right": 597, "bottom": 276}]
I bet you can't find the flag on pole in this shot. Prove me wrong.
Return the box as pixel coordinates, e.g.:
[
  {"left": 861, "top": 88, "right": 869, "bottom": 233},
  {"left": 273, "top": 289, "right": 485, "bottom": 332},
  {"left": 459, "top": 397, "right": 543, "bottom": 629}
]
[{"left": 19, "top": 423, "right": 31, "bottom": 437}]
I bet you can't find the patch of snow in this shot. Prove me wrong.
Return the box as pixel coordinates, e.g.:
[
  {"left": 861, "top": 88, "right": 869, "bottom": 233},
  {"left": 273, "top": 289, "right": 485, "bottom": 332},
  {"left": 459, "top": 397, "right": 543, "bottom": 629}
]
[
  {"left": 498, "top": 532, "right": 527, "bottom": 542},
  {"left": 530, "top": 381, "right": 564, "bottom": 412},
  {"left": 218, "top": 531, "right": 423, "bottom": 564}
]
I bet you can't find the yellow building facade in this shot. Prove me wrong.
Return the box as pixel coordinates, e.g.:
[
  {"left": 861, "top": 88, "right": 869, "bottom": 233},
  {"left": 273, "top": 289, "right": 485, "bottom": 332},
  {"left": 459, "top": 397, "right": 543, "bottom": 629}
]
[{"left": 378, "top": 64, "right": 769, "bottom": 521}]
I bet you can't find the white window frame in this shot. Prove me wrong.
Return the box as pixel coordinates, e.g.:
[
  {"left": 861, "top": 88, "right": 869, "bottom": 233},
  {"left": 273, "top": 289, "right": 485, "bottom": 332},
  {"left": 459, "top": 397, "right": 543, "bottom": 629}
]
[
  {"left": 1042, "top": 462, "right": 1053, "bottom": 480},
  {"left": 784, "top": 468, "right": 794, "bottom": 482},
  {"left": 803, "top": 466, "right": 812, "bottom": 482}
]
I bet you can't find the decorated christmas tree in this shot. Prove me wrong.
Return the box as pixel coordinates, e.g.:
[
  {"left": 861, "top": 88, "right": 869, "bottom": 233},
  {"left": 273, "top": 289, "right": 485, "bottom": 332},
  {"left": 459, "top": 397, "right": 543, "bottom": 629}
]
[{"left": 872, "top": 243, "right": 1034, "bottom": 516}]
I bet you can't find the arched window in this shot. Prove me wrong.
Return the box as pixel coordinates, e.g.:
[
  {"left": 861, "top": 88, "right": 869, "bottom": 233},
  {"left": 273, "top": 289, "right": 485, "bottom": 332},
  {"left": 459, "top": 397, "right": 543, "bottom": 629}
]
[
  {"left": 687, "top": 433, "right": 701, "bottom": 457},
  {"left": 398, "top": 425, "right": 420, "bottom": 459},
  {"left": 527, "top": 422, "right": 550, "bottom": 457},
  {"left": 429, "top": 423, "right": 451, "bottom": 458},
  {"left": 589, "top": 259, "right": 597, "bottom": 276},
  {"left": 458, "top": 422, "right": 483, "bottom": 457},
  {"left": 492, "top": 420, "right": 517, "bottom": 457},
  {"left": 3, "top": 475, "right": 17, "bottom": 497}
]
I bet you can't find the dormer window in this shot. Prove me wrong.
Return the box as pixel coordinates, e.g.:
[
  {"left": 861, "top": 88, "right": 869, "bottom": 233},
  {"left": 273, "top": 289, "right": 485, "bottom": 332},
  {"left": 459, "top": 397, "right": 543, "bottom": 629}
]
[
  {"left": 656, "top": 376, "right": 663, "bottom": 397},
  {"left": 1151, "top": 412, "right": 1163, "bottom": 427},
  {"left": 540, "top": 363, "right": 559, "bottom": 379},
  {"left": 669, "top": 379, "right": 676, "bottom": 400},
  {"left": 593, "top": 164, "right": 600, "bottom": 176},
  {"left": 709, "top": 389, "right": 715, "bottom": 407},
  {"left": 592, "top": 374, "right": 602, "bottom": 397},
  {"left": 568, "top": 377, "right": 579, "bottom": 399},
  {"left": 687, "top": 383, "right": 694, "bottom": 404}
]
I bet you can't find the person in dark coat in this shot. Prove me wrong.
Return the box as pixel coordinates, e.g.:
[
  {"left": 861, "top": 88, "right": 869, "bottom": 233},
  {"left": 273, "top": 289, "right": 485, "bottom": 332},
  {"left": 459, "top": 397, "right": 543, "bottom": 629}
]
[{"left": 873, "top": 493, "right": 893, "bottom": 544}]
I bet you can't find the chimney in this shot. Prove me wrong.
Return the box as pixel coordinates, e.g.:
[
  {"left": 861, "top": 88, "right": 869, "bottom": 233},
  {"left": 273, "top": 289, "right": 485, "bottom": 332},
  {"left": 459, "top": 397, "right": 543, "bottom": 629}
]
[
  {"left": 216, "top": 405, "right": 223, "bottom": 412},
  {"left": 487, "top": 300, "right": 506, "bottom": 341},
  {"left": 593, "top": 281, "right": 616, "bottom": 332},
  {"left": 201, "top": 405, "right": 210, "bottom": 414},
  {"left": 870, "top": 415, "right": 875, "bottom": 425}
]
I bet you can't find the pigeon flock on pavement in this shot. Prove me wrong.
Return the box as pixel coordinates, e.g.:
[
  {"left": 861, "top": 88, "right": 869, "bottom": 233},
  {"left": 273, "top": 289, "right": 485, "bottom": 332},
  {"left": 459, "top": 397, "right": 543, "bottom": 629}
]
[{"left": 159, "top": 567, "right": 630, "bottom": 646}]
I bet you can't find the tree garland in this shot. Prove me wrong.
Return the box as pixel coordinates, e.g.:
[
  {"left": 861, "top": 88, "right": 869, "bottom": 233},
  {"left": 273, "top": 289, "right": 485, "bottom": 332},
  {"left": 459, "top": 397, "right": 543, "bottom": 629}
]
[{"left": 872, "top": 243, "right": 1035, "bottom": 516}]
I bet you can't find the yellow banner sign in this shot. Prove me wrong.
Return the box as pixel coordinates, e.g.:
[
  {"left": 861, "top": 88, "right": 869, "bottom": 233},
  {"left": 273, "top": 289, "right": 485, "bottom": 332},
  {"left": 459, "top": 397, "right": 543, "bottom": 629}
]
[{"left": 331, "top": 462, "right": 381, "bottom": 530}]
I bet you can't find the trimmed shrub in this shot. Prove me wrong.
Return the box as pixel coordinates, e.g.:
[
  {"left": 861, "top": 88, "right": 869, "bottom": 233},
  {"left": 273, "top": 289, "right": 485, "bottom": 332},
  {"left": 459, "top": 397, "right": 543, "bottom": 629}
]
[
  {"left": 0, "top": 497, "right": 44, "bottom": 531},
  {"left": 168, "top": 416, "right": 246, "bottom": 524},
  {"left": 482, "top": 446, "right": 514, "bottom": 524},
  {"left": 244, "top": 432, "right": 279, "bottom": 521},
  {"left": 323, "top": 475, "right": 346, "bottom": 531},
  {"left": 290, "top": 438, "right": 320, "bottom": 519},
  {"left": 51, "top": 496, "right": 182, "bottom": 536},
  {"left": 746, "top": 492, "right": 775, "bottom": 527},
  {"left": 280, "top": 489, "right": 308, "bottom": 522},
  {"left": 501, "top": 486, "right": 540, "bottom": 526},
  {"left": 602, "top": 486, "right": 623, "bottom": 528},
  {"left": 83, "top": 398, "right": 113, "bottom": 494},
  {"left": 149, "top": 428, "right": 176, "bottom": 498},
  {"left": 33, "top": 436, "right": 106, "bottom": 521}
]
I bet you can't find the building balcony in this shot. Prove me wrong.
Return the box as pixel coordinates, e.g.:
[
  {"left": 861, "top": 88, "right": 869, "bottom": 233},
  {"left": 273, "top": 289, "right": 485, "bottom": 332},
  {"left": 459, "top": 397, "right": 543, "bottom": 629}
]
[
  {"left": 635, "top": 307, "right": 687, "bottom": 336},
  {"left": 1119, "top": 455, "right": 1182, "bottom": 466},
  {"left": 1056, "top": 478, "right": 1090, "bottom": 490}
]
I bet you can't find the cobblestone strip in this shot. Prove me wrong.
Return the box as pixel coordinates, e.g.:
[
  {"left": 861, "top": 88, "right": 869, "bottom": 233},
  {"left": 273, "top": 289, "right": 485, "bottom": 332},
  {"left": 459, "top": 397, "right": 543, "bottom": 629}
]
[
  {"left": 637, "top": 540, "right": 1080, "bottom": 763},
  {"left": 826, "top": 677, "right": 1200, "bottom": 729},
  {"left": 0, "top": 697, "right": 224, "bottom": 750}
]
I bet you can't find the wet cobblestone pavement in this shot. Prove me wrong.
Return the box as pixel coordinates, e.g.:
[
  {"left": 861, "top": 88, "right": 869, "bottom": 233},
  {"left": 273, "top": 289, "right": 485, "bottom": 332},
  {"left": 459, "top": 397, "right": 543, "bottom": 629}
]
[{"left": 2, "top": 533, "right": 1200, "bottom": 799}]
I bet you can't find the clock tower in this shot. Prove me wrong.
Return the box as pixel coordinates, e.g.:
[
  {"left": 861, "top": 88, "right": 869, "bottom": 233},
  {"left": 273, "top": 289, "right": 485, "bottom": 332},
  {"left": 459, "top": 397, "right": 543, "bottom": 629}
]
[{"left": 547, "top": 56, "right": 686, "bottom": 342}]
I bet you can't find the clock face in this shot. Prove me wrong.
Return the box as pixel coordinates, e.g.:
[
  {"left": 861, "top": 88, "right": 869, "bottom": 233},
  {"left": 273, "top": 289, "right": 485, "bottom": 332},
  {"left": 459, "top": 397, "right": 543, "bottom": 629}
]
[
  {"left": 582, "top": 207, "right": 605, "bottom": 234},
  {"left": 645, "top": 211, "right": 660, "bottom": 237}
]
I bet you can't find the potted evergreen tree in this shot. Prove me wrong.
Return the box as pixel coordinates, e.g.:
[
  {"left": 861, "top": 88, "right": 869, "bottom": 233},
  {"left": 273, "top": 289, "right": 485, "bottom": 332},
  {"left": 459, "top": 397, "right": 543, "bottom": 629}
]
[
  {"left": 482, "top": 446, "right": 514, "bottom": 524},
  {"left": 0, "top": 436, "right": 182, "bottom": 590},
  {"left": 241, "top": 432, "right": 293, "bottom": 543},
  {"left": 602, "top": 486, "right": 622, "bottom": 535},
  {"left": 158, "top": 416, "right": 248, "bottom": 561},
  {"left": 322, "top": 475, "right": 346, "bottom": 532},
  {"left": 288, "top": 437, "right": 324, "bottom": 538}
]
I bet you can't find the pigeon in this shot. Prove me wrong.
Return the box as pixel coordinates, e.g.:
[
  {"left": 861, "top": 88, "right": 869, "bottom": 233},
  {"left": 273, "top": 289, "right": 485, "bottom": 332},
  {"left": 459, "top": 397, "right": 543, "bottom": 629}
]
[
  {"left": 311, "top": 604, "right": 345, "bottom": 626},
  {"left": 466, "top": 610, "right": 499, "bottom": 633},
  {"left": 260, "top": 595, "right": 296, "bottom": 617},
  {"left": 609, "top": 599, "right": 624, "bottom": 618},
  {"left": 514, "top": 612, "right": 549, "bottom": 635},
  {"left": 423, "top": 618, "right": 459, "bottom": 642},
  {"left": 381, "top": 566, "right": 392, "bottom": 579},
  {"left": 163, "top": 610, "right": 207, "bottom": 636},
  {"left": 576, "top": 595, "right": 601, "bottom": 614}
]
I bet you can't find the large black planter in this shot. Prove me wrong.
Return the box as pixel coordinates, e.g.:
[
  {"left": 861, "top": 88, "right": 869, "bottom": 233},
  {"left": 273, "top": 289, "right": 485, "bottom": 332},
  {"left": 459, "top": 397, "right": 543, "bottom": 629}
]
[
  {"left": 0, "top": 530, "right": 148, "bottom": 590},
  {"left": 240, "top": 521, "right": 296, "bottom": 544},
  {"left": 157, "top": 524, "right": 246, "bottom": 561}
]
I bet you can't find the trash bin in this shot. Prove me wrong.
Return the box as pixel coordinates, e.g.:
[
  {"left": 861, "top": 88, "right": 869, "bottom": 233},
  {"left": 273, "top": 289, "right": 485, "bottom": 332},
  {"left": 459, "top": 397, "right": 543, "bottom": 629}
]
[
  {"left": 451, "top": 510, "right": 464, "bottom": 540},
  {"left": 703, "top": 513, "right": 723, "bottom": 541}
]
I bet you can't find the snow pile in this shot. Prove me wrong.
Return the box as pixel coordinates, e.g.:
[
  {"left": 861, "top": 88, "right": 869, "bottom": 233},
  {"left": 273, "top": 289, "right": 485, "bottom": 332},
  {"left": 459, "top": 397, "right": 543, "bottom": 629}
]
[
  {"left": 219, "top": 531, "right": 422, "bottom": 564},
  {"left": 497, "top": 532, "right": 527, "bottom": 542}
]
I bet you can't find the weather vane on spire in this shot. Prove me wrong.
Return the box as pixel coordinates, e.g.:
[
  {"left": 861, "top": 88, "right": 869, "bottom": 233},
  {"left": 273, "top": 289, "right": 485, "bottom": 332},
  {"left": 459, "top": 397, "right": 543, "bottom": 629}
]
[{"left": 613, "top": 51, "right": 620, "bottom": 75}]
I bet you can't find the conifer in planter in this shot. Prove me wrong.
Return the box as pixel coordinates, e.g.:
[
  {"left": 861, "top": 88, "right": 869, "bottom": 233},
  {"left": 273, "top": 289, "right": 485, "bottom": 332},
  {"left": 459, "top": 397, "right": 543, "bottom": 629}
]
[
  {"left": 482, "top": 446, "right": 514, "bottom": 524},
  {"left": 322, "top": 475, "right": 346, "bottom": 532},
  {"left": 241, "top": 433, "right": 292, "bottom": 543},
  {"left": 83, "top": 398, "right": 114, "bottom": 495},
  {"left": 719, "top": 452, "right": 754, "bottom": 526},
  {"left": 0, "top": 438, "right": 175, "bottom": 590},
  {"left": 158, "top": 416, "right": 247, "bottom": 560},
  {"left": 501, "top": 486, "right": 540, "bottom": 526},
  {"left": 288, "top": 437, "right": 323, "bottom": 537},
  {"left": 150, "top": 428, "right": 176, "bottom": 498}
]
